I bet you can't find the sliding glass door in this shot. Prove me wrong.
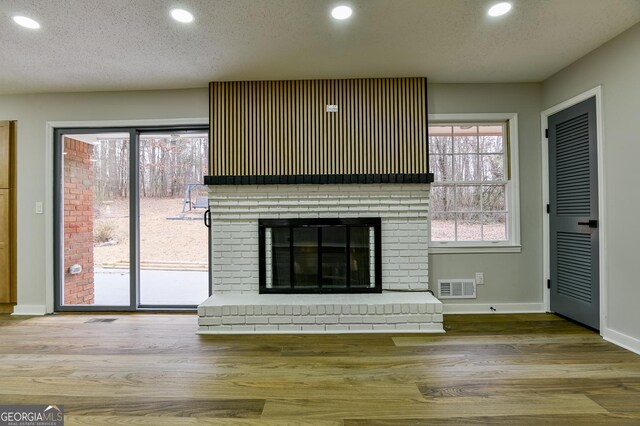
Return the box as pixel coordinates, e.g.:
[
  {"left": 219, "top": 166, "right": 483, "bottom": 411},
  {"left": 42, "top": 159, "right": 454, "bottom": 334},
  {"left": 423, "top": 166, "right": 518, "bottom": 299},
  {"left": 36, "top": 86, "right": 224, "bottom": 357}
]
[
  {"left": 138, "top": 132, "right": 209, "bottom": 307},
  {"left": 54, "top": 126, "right": 209, "bottom": 311}
]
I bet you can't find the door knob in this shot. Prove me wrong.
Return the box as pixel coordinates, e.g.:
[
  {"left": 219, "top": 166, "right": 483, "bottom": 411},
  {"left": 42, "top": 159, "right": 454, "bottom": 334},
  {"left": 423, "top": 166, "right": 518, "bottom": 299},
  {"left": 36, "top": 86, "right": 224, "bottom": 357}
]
[{"left": 578, "top": 220, "right": 598, "bottom": 228}]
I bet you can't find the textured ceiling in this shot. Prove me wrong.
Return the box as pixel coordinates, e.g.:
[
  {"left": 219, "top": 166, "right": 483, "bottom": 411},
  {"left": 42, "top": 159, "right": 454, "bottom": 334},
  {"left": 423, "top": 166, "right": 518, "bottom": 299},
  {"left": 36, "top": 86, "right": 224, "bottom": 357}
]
[{"left": 1, "top": 0, "right": 640, "bottom": 94}]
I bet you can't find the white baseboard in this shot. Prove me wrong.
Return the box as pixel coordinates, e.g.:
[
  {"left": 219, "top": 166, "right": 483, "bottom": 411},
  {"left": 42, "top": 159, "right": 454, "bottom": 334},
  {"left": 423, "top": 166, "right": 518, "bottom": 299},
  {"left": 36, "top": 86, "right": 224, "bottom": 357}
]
[
  {"left": 602, "top": 327, "right": 640, "bottom": 355},
  {"left": 11, "top": 305, "right": 48, "bottom": 316},
  {"left": 443, "top": 303, "right": 545, "bottom": 314}
]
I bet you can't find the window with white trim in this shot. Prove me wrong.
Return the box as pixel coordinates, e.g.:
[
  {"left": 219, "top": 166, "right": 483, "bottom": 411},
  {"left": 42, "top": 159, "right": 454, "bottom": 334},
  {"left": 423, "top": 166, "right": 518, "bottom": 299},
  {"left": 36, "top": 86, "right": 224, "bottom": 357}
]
[{"left": 428, "top": 114, "right": 520, "bottom": 250}]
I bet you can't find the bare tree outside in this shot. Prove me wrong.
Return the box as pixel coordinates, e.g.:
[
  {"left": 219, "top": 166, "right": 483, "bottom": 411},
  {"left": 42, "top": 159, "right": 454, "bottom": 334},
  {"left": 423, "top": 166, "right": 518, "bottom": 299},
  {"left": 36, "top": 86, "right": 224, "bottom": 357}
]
[{"left": 429, "top": 124, "right": 508, "bottom": 242}]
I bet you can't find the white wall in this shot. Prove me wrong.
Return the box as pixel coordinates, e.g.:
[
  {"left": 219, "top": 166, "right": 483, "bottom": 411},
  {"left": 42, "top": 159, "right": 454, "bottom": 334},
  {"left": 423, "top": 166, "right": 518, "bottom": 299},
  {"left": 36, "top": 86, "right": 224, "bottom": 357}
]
[
  {"left": 428, "top": 83, "right": 544, "bottom": 313},
  {"left": 543, "top": 22, "right": 640, "bottom": 351}
]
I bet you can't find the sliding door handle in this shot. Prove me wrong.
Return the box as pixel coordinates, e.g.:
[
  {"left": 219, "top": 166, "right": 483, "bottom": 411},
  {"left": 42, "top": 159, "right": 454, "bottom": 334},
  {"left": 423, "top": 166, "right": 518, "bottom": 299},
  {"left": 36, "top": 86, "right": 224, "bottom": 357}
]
[
  {"left": 204, "top": 209, "right": 211, "bottom": 228},
  {"left": 578, "top": 220, "right": 598, "bottom": 228}
]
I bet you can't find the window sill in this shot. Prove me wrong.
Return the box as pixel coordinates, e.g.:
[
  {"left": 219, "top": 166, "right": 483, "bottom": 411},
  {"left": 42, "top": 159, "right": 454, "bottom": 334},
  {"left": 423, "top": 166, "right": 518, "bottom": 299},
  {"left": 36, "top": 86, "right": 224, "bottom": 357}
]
[{"left": 429, "top": 244, "right": 521, "bottom": 254}]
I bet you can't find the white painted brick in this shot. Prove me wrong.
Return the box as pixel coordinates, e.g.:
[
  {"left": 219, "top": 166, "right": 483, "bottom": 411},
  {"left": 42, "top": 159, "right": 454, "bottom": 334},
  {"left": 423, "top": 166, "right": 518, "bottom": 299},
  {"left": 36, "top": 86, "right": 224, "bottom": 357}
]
[
  {"left": 384, "top": 305, "right": 392, "bottom": 314},
  {"left": 296, "top": 316, "right": 317, "bottom": 324},
  {"left": 222, "top": 306, "right": 231, "bottom": 315},
  {"left": 277, "top": 306, "right": 285, "bottom": 315},
  {"left": 395, "top": 323, "right": 420, "bottom": 331},
  {"left": 325, "top": 325, "right": 349, "bottom": 332},
  {"left": 406, "top": 314, "right": 433, "bottom": 323},
  {"left": 284, "top": 305, "right": 293, "bottom": 315},
  {"left": 374, "top": 324, "right": 398, "bottom": 331},
  {"left": 269, "top": 317, "right": 292, "bottom": 324},
  {"left": 350, "top": 304, "right": 359, "bottom": 314},
  {"left": 401, "top": 304, "right": 410, "bottom": 314},
  {"left": 238, "top": 306, "right": 246, "bottom": 315},
  {"left": 199, "top": 317, "right": 222, "bottom": 326},
  {"left": 426, "top": 304, "right": 435, "bottom": 314},
  {"left": 222, "top": 316, "right": 245, "bottom": 325},
  {"left": 246, "top": 305, "right": 254, "bottom": 315},
  {"left": 349, "top": 324, "right": 373, "bottom": 331},
  {"left": 409, "top": 305, "right": 418, "bottom": 314},
  {"left": 265, "top": 306, "right": 277, "bottom": 315},
  {"left": 255, "top": 325, "right": 279, "bottom": 332},
  {"left": 435, "top": 304, "right": 443, "bottom": 314},
  {"left": 198, "top": 326, "right": 209, "bottom": 332},
  {"left": 433, "top": 313, "right": 444, "bottom": 322},
  {"left": 292, "top": 305, "right": 301, "bottom": 315},
  {"left": 246, "top": 316, "right": 269, "bottom": 325},
  {"left": 231, "top": 325, "right": 255, "bottom": 331},
  {"left": 302, "top": 325, "right": 326, "bottom": 332},
  {"left": 339, "top": 316, "right": 364, "bottom": 324},
  {"left": 418, "top": 304, "right": 427, "bottom": 314},
  {"left": 279, "top": 325, "right": 303, "bottom": 332},
  {"left": 325, "top": 305, "right": 334, "bottom": 315},
  {"left": 359, "top": 305, "right": 368, "bottom": 314},
  {"left": 301, "top": 306, "right": 309, "bottom": 315},
  {"left": 309, "top": 305, "right": 318, "bottom": 315},
  {"left": 315, "top": 316, "right": 340, "bottom": 324},
  {"left": 362, "top": 316, "right": 387, "bottom": 324},
  {"left": 386, "top": 316, "right": 409, "bottom": 324},
  {"left": 393, "top": 304, "right": 402, "bottom": 314},
  {"left": 317, "top": 305, "right": 326, "bottom": 315},
  {"left": 197, "top": 306, "right": 206, "bottom": 316},
  {"left": 333, "top": 305, "right": 342, "bottom": 314},
  {"left": 367, "top": 305, "right": 376, "bottom": 314}
]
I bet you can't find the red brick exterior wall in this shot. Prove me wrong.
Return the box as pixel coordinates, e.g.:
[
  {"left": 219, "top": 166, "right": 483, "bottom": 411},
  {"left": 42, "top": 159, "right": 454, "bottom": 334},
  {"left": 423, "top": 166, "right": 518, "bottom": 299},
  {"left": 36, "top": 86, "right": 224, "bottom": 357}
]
[{"left": 64, "top": 137, "right": 95, "bottom": 305}]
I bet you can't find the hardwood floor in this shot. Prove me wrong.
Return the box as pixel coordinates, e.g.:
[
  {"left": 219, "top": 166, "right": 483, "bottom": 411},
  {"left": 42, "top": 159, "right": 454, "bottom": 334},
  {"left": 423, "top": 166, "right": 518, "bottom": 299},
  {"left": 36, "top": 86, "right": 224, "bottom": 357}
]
[{"left": 0, "top": 313, "right": 638, "bottom": 425}]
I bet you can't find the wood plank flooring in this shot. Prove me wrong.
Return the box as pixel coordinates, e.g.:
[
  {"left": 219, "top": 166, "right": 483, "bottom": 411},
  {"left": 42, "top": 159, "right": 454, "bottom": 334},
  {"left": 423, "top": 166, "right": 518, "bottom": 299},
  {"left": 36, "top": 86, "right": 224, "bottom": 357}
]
[{"left": 0, "top": 313, "right": 638, "bottom": 425}]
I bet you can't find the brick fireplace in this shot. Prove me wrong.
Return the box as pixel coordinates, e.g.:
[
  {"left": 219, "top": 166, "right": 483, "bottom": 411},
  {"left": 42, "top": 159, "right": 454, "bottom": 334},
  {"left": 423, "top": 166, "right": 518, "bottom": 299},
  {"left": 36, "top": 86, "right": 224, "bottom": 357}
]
[{"left": 198, "top": 78, "right": 443, "bottom": 334}]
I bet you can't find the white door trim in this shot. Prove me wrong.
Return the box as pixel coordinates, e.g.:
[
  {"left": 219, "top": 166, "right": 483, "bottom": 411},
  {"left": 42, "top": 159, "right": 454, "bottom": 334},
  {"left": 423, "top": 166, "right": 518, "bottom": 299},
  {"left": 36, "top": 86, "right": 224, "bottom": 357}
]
[
  {"left": 43, "top": 118, "right": 207, "bottom": 314},
  {"left": 540, "top": 86, "right": 607, "bottom": 333}
]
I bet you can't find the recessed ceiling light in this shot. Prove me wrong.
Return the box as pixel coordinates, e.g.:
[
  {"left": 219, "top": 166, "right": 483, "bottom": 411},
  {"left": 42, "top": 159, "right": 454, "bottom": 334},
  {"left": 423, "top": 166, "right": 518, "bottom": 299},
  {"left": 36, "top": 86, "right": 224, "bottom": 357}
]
[
  {"left": 12, "top": 16, "right": 40, "bottom": 29},
  {"left": 488, "top": 2, "right": 512, "bottom": 17},
  {"left": 170, "top": 8, "right": 194, "bottom": 23},
  {"left": 331, "top": 5, "right": 353, "bottom": 20}
]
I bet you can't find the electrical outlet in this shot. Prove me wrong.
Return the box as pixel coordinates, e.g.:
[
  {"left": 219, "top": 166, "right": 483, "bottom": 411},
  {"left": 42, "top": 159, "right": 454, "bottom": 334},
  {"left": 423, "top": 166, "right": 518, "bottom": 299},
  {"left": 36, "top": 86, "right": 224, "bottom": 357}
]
[
  {"left": 475, "top": 272, "right": 484, "bottom": 285},
  {"left": 35, "top": 201, "right": 44, "bottom": 215}
]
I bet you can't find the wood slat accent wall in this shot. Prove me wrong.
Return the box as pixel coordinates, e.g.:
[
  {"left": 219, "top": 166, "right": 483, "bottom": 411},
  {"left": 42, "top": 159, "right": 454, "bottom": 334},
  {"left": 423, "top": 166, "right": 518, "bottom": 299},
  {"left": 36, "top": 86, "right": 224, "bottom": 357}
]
[{"left": 209, "top": 78, "right": 429, "bottom": 179}]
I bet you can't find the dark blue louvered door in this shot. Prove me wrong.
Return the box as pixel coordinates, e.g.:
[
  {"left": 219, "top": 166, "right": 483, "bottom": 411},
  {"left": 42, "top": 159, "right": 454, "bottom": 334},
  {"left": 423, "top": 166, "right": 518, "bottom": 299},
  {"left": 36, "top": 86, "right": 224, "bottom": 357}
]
[{"left": 549, "top": 96, "right": 599, "bottom": 330}]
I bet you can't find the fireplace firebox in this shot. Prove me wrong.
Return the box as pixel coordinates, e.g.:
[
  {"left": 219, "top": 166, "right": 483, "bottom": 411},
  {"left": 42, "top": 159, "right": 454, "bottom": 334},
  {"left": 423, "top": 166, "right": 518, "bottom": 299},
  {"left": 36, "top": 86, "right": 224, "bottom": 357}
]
[{"left": 259, "top": 218, "right": 382, "bottom": 294}]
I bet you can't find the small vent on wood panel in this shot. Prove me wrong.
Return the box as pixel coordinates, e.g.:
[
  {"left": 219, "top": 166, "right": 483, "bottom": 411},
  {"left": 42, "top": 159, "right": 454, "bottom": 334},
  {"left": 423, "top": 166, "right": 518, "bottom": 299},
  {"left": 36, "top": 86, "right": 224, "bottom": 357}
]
[{"left": 438, "top": 279, "right": 476, "bottom": 299}]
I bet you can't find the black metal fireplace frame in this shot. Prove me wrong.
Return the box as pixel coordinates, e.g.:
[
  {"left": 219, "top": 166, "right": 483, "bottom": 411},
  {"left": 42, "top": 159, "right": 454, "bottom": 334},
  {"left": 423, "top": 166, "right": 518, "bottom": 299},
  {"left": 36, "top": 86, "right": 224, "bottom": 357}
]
[{"left": 258, "top": 218, "right": 382, "bottom": 294}]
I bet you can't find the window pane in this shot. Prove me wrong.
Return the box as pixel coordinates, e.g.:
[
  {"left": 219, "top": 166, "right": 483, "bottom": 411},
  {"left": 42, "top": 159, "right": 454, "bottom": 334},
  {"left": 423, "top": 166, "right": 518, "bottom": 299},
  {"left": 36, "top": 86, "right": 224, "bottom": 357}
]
[
  {"left": 430, "top": 154, "right": 453, "bottom": 181},
  {"left": 293, "top": 227, "right": 319, "bottom": 289},
  {"left": 453, "top": 126, "right": 478, "bottom": 154},
  {"left": 430, "top": 185, "right": 455, "bottom": 212},
  {"left": 431, "top": 213, "right": 456, "bottom": 241},
  {"left": 455, "top": 185, "right": 481, "bottom": 211},
  {"left": 321, "top": 226, "right": 347, "bottom": 289},
  {"left": 482, "top": 185, "right": 506, "bottom": 211},
  {"left": 272, "top": 228, "right": 291, "bottom": 289},
  {"left": 481, "top": 154, "right": 504, "bottom": 181},
  {"left": 457, "top": 212, "right": 482, "bottom": 241},
  {"left": 349, "top": 227, "right": 371, "bottom": 289},
  {"left": 428, "top": 128, "right": 453, "bottom": 154},
  {"left": 483, "top": 213, "right": 508, "bottom": 241},
  {"left": 479, "top": 133, "right": 503, "bottom": 153},
  {"left": 453, "top": 154, "right": 479, "bottom": 181}
]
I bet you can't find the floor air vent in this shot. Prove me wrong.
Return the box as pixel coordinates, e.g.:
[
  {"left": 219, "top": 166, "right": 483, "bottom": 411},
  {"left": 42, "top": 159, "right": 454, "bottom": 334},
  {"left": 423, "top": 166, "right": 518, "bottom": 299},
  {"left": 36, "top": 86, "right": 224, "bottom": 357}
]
[
  {"left": 438, "top": 279, "right": 476, "bottom": 299},
  {"left": 85, "top": 318, "right": 118, "bottom": 323}
]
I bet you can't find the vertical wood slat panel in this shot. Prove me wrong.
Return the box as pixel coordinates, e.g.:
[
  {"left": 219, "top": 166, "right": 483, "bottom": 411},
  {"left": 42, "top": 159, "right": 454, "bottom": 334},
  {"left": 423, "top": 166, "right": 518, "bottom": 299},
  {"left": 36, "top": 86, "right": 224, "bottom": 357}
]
[{"left": 209, "top": 78, "right": 428, "bottom": 177}]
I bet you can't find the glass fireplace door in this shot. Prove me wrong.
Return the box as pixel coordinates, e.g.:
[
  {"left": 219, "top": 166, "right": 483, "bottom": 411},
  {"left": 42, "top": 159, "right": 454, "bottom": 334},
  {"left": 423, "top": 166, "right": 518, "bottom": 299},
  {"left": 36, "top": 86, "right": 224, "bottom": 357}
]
[{"left": 260, "top": 218, "right": 381, "bottom": 294}]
